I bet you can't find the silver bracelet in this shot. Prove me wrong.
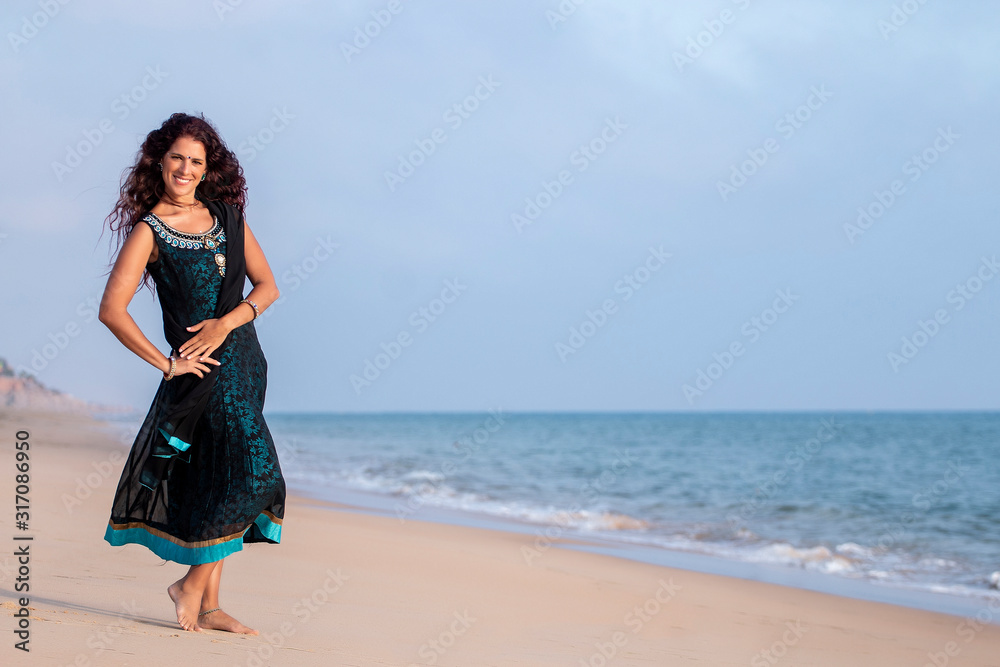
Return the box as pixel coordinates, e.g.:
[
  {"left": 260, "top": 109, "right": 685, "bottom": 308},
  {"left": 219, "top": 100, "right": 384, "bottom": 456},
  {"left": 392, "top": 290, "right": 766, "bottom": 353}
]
[
  {"left": 240, "top": 298, "right": 260, "bottom": 319},
  {"left": 163, "top": 355, "right": 177, "bottom": 381}
]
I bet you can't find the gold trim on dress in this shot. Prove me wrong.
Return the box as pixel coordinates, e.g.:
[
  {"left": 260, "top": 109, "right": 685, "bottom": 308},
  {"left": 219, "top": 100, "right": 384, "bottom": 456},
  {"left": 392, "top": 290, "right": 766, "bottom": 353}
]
[{"left": 107, "top": 511, "right": 282, "bottom": 549}]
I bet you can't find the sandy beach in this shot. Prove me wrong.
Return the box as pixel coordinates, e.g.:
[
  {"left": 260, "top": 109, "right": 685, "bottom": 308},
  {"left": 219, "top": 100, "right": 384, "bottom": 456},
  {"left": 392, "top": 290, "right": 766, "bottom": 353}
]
[{"left": 2, "top": 409, "right": 999, "bottom": 666}]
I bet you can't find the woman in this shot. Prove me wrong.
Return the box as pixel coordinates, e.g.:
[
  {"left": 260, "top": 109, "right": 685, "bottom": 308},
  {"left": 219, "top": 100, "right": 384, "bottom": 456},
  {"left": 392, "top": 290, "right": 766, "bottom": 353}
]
[{"left": 99, "top": 112, "right": 285, "bottom": 634}]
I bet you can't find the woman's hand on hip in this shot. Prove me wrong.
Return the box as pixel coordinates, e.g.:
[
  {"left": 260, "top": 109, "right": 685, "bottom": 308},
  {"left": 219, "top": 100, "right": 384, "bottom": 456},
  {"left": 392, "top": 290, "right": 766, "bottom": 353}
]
[
  {"left": 178, "top": 318, "right": 231, "bottom": 360},
  {"left": 174, "top": 355, "right": 222, "bottom": 379}
]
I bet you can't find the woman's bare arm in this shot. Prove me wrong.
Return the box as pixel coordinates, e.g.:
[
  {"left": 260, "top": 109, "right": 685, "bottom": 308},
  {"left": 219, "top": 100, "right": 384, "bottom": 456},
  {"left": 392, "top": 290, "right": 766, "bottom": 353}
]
[
  {"left": 177, "top": 218, "right": 280, "bottom": 360},
  {"left": 227, "top": 218, "right": 280, "bottom": 324},
  {"left": 98, "top": 221, "right": 218, "bottom": 378}
]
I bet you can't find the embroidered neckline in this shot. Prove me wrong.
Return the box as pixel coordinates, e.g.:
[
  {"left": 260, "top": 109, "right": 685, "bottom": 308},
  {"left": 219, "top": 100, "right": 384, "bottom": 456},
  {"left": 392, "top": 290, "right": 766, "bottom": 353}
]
[{"left": 144, "top": 213, "right": 226, "bottom": 250}]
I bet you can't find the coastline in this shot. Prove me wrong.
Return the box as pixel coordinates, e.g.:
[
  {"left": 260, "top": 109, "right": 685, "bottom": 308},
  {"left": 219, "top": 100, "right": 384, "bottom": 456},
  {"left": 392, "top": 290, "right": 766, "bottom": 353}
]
[
  {"left": 2, "top": 409, "right": 1000, "bottom": 666},
  {"left": 291, "top": 479, "right": 1000, "bottom": 622}
]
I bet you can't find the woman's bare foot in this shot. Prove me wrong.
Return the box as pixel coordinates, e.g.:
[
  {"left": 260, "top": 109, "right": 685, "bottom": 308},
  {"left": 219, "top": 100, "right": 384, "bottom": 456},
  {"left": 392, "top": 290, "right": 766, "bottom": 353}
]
[
  {"left": 167, "top": 580, "right": 204, "bottom": 632},
  {"left": 197, "top": 608, "right": 258, "bottom": 635}
]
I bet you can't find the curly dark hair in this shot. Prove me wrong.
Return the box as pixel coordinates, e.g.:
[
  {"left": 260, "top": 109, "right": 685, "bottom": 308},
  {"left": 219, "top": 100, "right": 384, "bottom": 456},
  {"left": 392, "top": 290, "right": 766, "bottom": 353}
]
[{"left": 102, "top": 112, "right": 247, "bottom": 293}]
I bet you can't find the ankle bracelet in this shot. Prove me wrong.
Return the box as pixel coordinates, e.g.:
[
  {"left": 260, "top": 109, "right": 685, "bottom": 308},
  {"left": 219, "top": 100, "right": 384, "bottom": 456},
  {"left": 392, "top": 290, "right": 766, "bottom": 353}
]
[{"left": 199, "top": 608, "right": 221, "bottom": 616}]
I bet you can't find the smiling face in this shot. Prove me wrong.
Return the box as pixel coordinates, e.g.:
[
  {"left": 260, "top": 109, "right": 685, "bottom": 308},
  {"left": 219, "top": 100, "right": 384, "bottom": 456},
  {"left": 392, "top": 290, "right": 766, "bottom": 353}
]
[{"left": 161, "top": 136, "right": 207, "bottom": 200}]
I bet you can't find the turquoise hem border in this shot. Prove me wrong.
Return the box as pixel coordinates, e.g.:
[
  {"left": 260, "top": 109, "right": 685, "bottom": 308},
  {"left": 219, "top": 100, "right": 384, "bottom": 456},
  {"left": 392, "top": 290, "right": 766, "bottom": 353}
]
[
  {"left": 252, "top": 512, "right": 282, "bottom": 542},
  {"left": 156, "top": 427, "right": 192, "bottom": 453},
  {"left": 103, "top": 512, "right": 281, "bottom": 566}
]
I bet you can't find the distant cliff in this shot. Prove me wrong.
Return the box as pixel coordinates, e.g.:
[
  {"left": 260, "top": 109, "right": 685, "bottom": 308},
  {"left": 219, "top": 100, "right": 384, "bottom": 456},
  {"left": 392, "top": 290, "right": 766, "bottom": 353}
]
[{"left": 0, "top": 357, "right": 126, "bottom": 413}]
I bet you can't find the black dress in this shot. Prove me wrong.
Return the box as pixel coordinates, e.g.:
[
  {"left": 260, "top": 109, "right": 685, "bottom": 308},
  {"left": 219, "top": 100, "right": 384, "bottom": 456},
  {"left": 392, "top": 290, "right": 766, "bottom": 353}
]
[{"left": 103, "top": 207, "right": 285, "bottom": 565}]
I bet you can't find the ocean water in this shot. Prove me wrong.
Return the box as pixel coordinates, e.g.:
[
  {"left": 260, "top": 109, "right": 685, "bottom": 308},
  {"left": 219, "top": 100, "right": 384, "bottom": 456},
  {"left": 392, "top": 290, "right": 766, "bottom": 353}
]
[{"left": 265, "top": 411, "right": 999, "bottom": 607}]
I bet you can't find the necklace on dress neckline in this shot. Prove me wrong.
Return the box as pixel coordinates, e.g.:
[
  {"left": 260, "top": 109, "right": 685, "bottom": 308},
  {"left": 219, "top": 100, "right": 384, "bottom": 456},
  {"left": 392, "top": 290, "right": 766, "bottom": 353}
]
[{"left": 147, "top": 213, "right": 227, "bottom": 278}]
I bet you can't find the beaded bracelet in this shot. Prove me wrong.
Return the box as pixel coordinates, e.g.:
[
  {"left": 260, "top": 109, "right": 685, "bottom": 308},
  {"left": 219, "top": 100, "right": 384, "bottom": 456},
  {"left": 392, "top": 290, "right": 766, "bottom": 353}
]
[
  {"left": 240, "top": 298, "right": 260, "bottom": 320},
  {"left": 163, "top": 355, "right": 177, "bottom": 381}
]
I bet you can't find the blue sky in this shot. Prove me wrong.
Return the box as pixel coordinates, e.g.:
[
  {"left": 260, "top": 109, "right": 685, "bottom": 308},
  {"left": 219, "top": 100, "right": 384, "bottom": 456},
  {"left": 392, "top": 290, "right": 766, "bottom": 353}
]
[{"left": 1, "top": 1, "right": 998, "bottom": 412}]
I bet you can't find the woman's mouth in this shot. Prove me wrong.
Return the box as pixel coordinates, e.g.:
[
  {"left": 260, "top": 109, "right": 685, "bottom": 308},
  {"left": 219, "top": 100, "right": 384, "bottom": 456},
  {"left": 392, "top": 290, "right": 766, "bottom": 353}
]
[{"left": 173, "top": 175, "right": 193, "bottom": 185}]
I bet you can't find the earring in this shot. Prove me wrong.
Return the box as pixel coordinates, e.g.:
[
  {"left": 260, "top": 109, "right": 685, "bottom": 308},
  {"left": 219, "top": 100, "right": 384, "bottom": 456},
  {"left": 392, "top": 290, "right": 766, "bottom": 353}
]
[
  {"left": 201, "top": 174, "right": 206, "bottom": 181},
  {"left": 158, "top": 162, "right": 162, "bottom": 170}
]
